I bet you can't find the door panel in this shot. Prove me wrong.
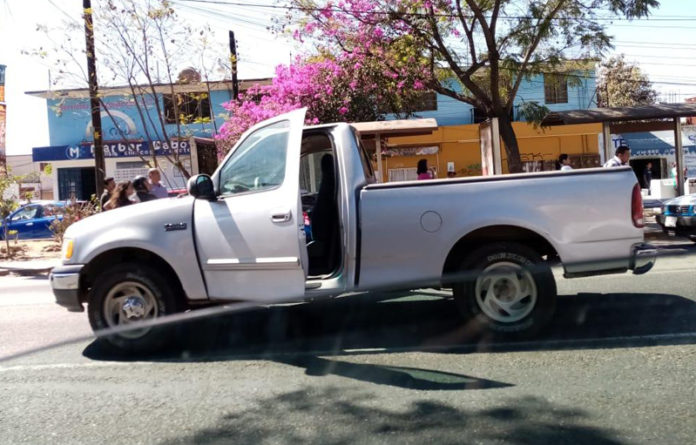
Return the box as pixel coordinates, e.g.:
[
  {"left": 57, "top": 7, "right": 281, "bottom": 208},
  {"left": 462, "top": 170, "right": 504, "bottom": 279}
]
[{"left": 195, "top": 109, "right": 308, "bottom": 301}]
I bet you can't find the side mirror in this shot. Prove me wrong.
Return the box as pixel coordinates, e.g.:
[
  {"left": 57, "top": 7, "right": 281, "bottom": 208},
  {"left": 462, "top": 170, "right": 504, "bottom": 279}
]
[{"left": 187, "top": 174, "right": 216, "bottom": 200}]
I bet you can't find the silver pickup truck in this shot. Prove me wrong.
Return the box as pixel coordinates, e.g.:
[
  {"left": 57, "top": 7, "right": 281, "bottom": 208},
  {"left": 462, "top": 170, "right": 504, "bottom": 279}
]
[{"left": 50, "top": 109, "right": 656, "bottom": 351}]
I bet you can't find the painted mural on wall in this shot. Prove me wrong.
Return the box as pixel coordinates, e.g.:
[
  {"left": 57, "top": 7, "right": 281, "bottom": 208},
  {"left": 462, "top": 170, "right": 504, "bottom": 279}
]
[{"left": 45, "top": 91, "right": 229, "bottom": 148}]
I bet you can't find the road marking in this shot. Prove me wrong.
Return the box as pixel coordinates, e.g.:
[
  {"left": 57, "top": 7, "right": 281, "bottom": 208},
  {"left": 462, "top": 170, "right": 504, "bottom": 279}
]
[{"left": 0, "top": 361, "right": 148, "bottom": 373}]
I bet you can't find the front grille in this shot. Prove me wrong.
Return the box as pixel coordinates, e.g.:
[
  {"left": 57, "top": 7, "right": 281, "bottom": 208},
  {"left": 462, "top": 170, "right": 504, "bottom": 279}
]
[{"left": 666, "top": 205, "right": 692, "bottom": 215}]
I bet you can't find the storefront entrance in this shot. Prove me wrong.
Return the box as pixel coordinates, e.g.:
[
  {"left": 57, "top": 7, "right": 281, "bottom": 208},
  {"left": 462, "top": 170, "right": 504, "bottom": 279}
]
[{"left": 58, "top": 167, "right": 96, "bottom": 201}]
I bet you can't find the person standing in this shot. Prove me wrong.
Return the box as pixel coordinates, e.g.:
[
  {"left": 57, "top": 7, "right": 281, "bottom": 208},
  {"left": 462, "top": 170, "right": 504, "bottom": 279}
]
[
  {"left": 417, "top": 159, "right": 433, "bottom": 180},
  {"left": 558, "top": 154, "right": 573, "bottom": 171},
  {"left": 104, "top": 181, "right": 136, "bottom": 210},
  {"left": 133, "top": 176, "right": 157, "bottom": 202},
  {"left": 603, "top": 145, "right": 630, "bottom": 168},
  {"left": 643, "top": 162, "right": 653, "bottom": 192},
  {"left": 148, "top": 168, "right": 168, "bottom": 199},
  {"left": 100, "top": 177, "right": 115, "bottom": 210}
]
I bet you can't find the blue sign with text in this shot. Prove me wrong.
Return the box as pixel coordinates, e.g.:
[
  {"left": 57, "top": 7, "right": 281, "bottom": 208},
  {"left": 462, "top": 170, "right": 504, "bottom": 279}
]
[{"left": 32, "top": 140, "right": 191, "bottom": 162}]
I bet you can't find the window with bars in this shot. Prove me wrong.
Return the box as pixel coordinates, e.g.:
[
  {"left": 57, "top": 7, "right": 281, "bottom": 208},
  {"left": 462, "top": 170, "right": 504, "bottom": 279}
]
[
  {"left": 163, "top": 92, "right": 211, "bottom": 124},
  {"left": 544, "top": 75, "right": 569, "bottom": 104}
]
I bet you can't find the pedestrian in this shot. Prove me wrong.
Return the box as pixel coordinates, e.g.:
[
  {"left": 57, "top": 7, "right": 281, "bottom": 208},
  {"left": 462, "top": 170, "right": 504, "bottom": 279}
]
[
  {"left": 603, "top": 145, "right": 630, "bottom": 168},
  {"left": 133, "top": 175, "right": 157, "bottom": 202},
  {"left": 104, "top": 181, "right": 136, "bottom": 210},
  {"left": 148, "top": 168, "right": 168, "bottom": 199},
  {"left": 643, "top": 162, "right": 653, "bottom": 192},
  {"left": 558, "top": 154, "right": 573, "bottom": 171},
  {"left": 417, "top": 159, "right": 433, "bottom": 180},
  {"left": 100, "top": 177, "right": 115, "bottom": 210}
]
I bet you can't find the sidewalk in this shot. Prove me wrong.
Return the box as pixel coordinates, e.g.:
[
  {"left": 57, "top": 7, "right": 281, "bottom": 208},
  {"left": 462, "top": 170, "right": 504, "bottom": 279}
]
[
  {"left": 0, "top": 258, "right": 61, "bottom": 276},
  {"left": 0, "top": 240, "right": 62, "bottom": 276}
]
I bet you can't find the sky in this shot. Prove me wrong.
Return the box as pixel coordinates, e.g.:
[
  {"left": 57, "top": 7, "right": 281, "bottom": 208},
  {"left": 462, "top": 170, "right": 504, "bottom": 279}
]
[{"left": 1, "top": 0, "right": 696, "bottom": 156}]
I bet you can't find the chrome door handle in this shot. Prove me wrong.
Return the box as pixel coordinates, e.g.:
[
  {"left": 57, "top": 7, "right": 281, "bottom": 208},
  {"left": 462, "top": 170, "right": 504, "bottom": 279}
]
[
  {"left": 271, "top": 211, "right": 292, "bottom": 223},
  {"left": 26, "top": 222, "right": 34, "bottom": 226}
]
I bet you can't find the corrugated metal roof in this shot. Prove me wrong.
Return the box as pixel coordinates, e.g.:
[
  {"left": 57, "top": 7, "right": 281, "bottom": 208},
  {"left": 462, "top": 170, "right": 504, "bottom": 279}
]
[{"left": 542, "top": 103, "right": 696, "bottom": 126}]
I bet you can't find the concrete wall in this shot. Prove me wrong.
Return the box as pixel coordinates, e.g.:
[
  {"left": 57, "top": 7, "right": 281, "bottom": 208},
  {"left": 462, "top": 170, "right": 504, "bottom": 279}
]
[{"left": 380, "top": 122, "right": 601, "bottom": 182}]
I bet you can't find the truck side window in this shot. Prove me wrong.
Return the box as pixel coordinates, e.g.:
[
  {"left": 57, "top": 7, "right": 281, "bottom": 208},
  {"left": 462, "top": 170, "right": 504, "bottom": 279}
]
[{"left": 218, "top": 120, "right": 290, "bottom": 196}]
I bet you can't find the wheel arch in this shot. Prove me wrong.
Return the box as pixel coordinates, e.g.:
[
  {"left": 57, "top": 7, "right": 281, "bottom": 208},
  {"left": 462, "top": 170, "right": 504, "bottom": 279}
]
[
  {"left": 442, "top": 225, "right": 558, "bottom": 284},
  {"left": 79, "top": 247, "right": 186, "bottom": 306}
]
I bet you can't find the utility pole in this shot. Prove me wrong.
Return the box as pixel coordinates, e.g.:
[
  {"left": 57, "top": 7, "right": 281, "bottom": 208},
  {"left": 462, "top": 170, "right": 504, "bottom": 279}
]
[
  {"left": 229, "top": 31, "right": 239, "bottom": 101},
  {"left": 83, "top": 0, "right": 105, "bottom": 198}
]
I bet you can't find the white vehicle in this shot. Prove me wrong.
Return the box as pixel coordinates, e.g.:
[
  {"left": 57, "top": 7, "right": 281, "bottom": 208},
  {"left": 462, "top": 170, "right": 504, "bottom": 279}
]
[{"left": 50, "top": 109, "right": 656, "bottom": 351}]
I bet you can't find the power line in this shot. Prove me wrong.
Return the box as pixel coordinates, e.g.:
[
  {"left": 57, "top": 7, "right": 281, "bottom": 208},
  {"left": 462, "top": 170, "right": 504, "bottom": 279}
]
[{"left": 178, "top": 0, "right": 696, "bottom": 21}]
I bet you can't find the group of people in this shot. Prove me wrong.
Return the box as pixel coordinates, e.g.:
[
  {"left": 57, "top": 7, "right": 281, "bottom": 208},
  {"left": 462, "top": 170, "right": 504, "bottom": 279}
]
[
  {"left": 557, "top": 144, "right": 631, "bottom": 171},
  {"left": 100, "top": 168, "right": 168, "bottom": 211}
]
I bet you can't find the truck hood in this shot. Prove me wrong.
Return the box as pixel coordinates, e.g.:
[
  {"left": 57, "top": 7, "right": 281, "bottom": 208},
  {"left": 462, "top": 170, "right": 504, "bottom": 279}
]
[
  {"left": 662, "top": 194, "right": 696, "bottom": 206},
  {"left": 64, "top": 196, "right": 195, "bottom": 263}
]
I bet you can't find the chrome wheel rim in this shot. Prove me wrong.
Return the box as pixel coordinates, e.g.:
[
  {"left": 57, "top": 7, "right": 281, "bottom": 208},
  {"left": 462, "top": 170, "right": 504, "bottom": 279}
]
[
  {"left": 103, "top": 281, "right": 158, "bottom": 339},
  {"left": 474, "top": 261, "right": 537, "bottom": 323}
]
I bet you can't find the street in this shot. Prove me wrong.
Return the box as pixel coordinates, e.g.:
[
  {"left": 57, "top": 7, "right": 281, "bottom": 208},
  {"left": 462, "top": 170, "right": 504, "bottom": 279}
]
[{"left": 1, "top": 243, "right": 695, "bottom": 444}]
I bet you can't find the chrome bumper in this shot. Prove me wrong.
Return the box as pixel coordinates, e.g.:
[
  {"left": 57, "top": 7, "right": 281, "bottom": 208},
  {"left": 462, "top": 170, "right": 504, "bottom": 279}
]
[
  {"left": 630, "top": 243, "right": 657, "bottom": 275},
  {"left": 49, "top": 265, "right": 84, "bottom": 312}
]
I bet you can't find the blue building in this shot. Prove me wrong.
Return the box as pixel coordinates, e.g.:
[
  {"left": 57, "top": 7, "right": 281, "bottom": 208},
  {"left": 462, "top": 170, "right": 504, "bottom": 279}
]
[
  {"left": 388, "top": 70, "right": 597, "bottom": 126},
  {"left": 27, "top": 79, "right": 266, "bottom": 200}
]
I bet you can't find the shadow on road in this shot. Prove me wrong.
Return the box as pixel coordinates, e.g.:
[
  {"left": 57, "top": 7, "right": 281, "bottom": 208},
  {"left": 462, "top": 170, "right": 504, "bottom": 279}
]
[
  {"left": 84, "top": 290, "right": 696, "bottom": 365},
  {"left": 160, "top": 387, "right": 623, "bottom": 445}
]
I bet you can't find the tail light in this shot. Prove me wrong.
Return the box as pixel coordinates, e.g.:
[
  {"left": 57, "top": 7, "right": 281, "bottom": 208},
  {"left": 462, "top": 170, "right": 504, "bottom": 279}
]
[
  {"left": 303, "top": 211, "right": 311, "bottom": 226},
  {"left": 632, "top": 183, "right": 644, "bottom": 228}
]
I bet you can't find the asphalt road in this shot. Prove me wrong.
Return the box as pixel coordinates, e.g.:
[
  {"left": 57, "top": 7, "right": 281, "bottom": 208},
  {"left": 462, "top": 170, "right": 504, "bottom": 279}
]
[{"left": 1, "top": 243, "right": 695, "bottom": 444}]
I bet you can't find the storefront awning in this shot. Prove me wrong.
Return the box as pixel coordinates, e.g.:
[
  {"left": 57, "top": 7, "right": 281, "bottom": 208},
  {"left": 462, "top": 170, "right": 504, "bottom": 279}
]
[{"left": 351, "top": 118, "right": 438, "bottom": 138}]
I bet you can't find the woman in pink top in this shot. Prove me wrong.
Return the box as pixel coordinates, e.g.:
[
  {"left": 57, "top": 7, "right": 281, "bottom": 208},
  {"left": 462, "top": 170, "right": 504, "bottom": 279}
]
[{"left": 417, "top": 159, "right": 433, "bottom": 180}]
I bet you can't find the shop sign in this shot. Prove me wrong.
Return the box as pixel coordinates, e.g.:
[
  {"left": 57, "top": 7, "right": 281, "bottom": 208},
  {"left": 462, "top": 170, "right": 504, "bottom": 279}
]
[{"left": 32, "top": 140, "right": 191, "bottom": 162}]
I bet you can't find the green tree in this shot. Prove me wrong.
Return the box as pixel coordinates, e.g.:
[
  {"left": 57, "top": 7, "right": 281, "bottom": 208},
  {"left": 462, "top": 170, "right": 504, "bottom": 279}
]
[
  {"left": 289, "top": 0, "right": 659, "bottom": 172},
  {"left": 596, "top": 55, "right": 658, "bottom": 108}
]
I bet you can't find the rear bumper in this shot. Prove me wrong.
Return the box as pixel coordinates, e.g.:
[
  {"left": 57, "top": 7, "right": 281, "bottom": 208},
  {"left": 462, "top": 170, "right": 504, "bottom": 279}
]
[
  {"left": 49, "top": 265, "right": 84, "bottom": 312},
  {"left": 629, "top": 243, "right": 657, "bottom": 275}
]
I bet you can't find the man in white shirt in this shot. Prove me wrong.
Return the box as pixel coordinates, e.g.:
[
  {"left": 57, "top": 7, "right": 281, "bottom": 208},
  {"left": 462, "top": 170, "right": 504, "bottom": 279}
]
[
  {"left": 603, "top": 145, "right": 630, "bottom": 168},
  {"left": 148, "top": 168, "right": 168, "bottom": 199},
  {"left": 558, "top": 153, "right": 573, "bottom": 171}
]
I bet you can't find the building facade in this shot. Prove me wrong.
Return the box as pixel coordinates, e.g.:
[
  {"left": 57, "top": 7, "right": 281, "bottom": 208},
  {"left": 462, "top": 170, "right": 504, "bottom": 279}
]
[
  {"left": 387, "top": 71, "right": 596, "bottom": 126},
  {"left": 377, "top": 69, "right": 599, "bottom": 181},
  {"left": 27, "top": 79, "right": 267, "bottom": 200}
]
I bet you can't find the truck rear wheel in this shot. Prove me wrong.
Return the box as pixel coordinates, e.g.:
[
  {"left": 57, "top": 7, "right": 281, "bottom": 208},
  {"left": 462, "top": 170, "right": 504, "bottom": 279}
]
[
  {"left": 87, "top": 263, "right": 183, "bottom": 353},
  {"left": 452, "top": 242, "right": 556, "bottom": 339}
]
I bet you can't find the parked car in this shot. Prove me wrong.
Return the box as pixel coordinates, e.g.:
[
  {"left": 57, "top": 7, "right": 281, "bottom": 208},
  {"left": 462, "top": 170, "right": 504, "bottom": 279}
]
[
  {"left": 50, "top": 109, "right": 656, "bottom": 352},
  {"left": 1, "top": 201, "right": 65, "bottom": 240},
  {"left": 655, "top": 193, "right": 696, "bottom": 241}
]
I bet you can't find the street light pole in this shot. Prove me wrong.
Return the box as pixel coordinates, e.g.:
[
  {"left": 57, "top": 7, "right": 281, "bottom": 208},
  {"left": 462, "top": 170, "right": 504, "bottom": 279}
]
[{"left": 83, "top": 0, "right": 105, "bottom": 199}]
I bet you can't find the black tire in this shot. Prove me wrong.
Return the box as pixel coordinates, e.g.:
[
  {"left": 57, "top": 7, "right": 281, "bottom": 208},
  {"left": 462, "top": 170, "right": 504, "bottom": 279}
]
[
  {"left": 452, "top": 242, "right": 556, "bottom": 339},
  {"left": 87, "top": 263, "right": 184, "bottom": 353}
]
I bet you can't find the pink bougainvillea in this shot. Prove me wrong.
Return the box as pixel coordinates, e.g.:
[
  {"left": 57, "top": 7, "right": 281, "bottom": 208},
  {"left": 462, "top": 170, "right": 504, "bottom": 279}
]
[{"left": 215, "top": 55, "right": 426, "bottom": 155}]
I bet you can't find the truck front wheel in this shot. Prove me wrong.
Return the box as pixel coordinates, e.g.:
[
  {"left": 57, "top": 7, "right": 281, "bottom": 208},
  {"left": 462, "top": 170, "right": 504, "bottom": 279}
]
[
  {"left": 87, "top": 263, "right": 183, "bottom": 353},
  {"left": 452, "top": 242, "right": 556, "bottom": 339}
]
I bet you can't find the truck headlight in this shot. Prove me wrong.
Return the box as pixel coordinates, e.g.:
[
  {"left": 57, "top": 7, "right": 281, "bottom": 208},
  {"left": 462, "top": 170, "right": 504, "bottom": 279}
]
[
  {"left": 62, "top": 239, "right": 74, "bottom": 261},
  {"left": 653, "top": 207, "right": 662, "bottom": 214}
]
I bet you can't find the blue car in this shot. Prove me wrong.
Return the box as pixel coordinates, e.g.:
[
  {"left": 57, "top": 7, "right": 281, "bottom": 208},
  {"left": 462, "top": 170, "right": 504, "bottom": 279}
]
[
  {"left": 0, "top": 202, "right": 65, "bottom": 240},
  {"left": 656, "top": 194, "right": 696, "bottom": 241}
]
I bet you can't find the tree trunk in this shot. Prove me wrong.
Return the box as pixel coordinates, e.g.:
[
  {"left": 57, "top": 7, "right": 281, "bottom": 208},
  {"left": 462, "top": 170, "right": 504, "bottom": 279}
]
[{"left": 496, "top": 112, "right": 523, "bottom": 173}]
